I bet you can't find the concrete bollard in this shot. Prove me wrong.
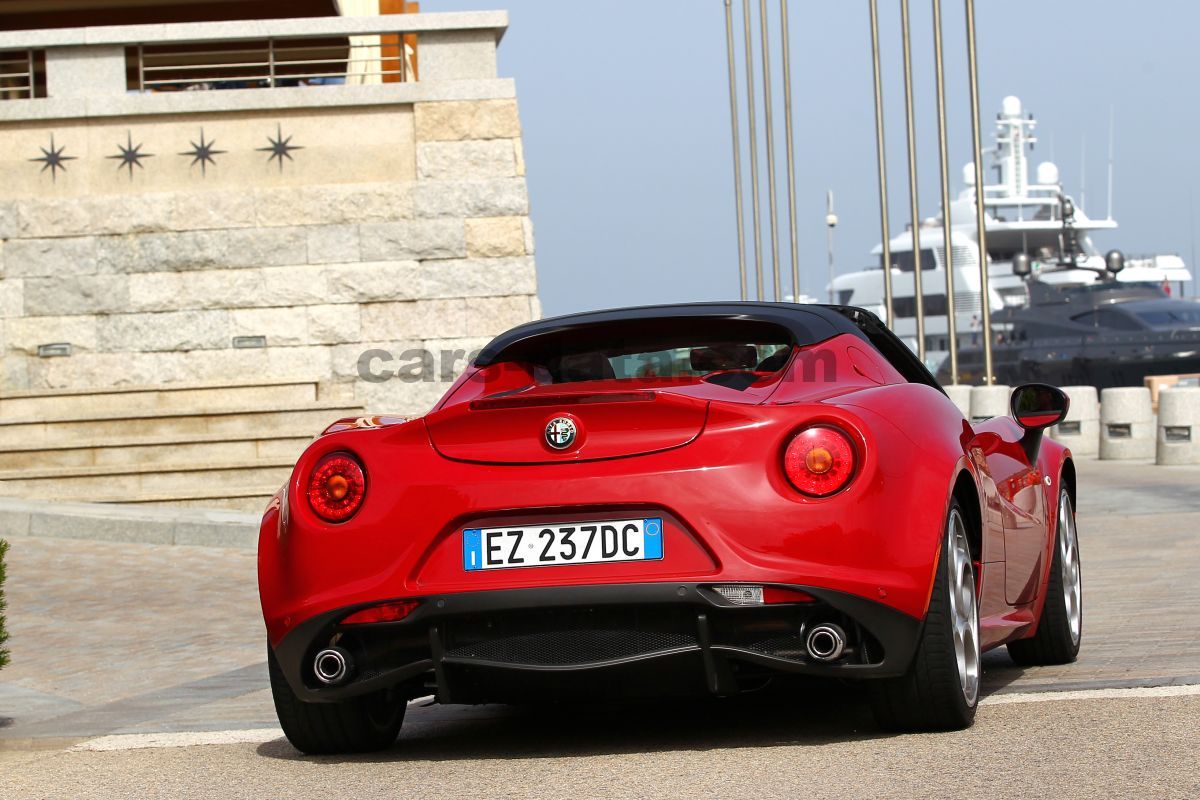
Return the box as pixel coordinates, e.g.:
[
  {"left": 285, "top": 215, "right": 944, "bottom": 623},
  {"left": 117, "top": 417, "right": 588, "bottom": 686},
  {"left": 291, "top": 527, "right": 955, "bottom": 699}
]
[
  {"left": 1157, "top": 388, "right": 1200, "bottom": 465},
  {"left": 944, "top": 385, "right": 972, "bottom": 419},
  {"left": 969, "top": 385, "right": 1011, "bottom": 423},
  {"left": 1050, "top": 385, "right": 1100, "bottom": 458},
  {"left": 1099, "top": 387, "right": 1155, "bottom": 460}
]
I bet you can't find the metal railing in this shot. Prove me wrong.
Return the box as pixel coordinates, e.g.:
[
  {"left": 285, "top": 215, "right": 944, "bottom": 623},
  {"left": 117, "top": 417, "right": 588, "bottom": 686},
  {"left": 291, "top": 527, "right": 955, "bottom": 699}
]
[
  {"left": 0, "top": 49, "right": 40, "bottom": 100},
  {"left": 130, "top": 34, "right": 417, "bottom": 93}
]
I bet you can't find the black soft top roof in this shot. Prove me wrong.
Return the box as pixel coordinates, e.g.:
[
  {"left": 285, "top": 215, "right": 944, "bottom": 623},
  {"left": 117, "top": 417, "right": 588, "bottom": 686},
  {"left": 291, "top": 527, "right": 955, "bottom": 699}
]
[{"left": 475, "top": 301, "right": 942, "bottom": 392}]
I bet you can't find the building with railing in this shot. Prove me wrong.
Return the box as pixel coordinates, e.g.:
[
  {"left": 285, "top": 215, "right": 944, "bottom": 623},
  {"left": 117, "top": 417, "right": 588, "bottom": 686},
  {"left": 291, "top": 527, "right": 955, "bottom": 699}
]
[
  {"left": 0, "top": 9, "right": 539, "bottom": 413},
  {"left": 0, "top": 6, "right": 539, "bottom": 509}
]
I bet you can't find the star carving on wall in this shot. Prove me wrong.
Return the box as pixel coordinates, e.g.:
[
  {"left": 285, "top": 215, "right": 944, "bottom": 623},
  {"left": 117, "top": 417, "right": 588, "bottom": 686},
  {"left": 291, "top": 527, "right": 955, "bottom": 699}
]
[
  {"left": 30, "top": 134, "right": 77, "bottom": 182},
  {"left": 256, "top": 123, "right": 303, "bottom": 172},
  {"left": 107, "top": 131, "right": 154, "bottom": 180},
  {"left": 179, "top": 128, "right": 226, "bottom": 176}
]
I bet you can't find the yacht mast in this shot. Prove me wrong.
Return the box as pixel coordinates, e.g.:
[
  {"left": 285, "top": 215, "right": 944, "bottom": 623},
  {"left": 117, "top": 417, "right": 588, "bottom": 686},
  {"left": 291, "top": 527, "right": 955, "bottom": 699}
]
[{"left": 994, "top": 95, "right": 1037, "bottom": 204}]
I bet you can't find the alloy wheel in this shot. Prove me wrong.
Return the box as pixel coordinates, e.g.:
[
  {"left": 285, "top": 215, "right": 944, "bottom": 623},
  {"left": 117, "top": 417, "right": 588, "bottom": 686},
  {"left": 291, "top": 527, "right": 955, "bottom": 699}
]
[
  {"left": 1059, "top": 492, "right": 1083, "bottom": 646},
  {"left": 948, "top": 509, "right": 980, "bottom": 706}
]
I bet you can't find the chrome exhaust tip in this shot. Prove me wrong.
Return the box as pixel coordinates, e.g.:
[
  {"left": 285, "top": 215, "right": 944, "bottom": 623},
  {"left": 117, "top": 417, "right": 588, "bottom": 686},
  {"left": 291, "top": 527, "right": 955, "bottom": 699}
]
[
  {"left": 805, "top": 623, "right": 847, "bottom": 662},
  {"left": 313, "top": 647, "right": 353, "bottom": 685}
]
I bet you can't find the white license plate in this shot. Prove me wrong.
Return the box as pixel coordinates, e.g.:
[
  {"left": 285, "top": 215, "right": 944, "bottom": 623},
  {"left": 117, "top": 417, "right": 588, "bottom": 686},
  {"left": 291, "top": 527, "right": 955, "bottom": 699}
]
[{"left": 463, "top": 518, "right": 663, "bottom": 571}]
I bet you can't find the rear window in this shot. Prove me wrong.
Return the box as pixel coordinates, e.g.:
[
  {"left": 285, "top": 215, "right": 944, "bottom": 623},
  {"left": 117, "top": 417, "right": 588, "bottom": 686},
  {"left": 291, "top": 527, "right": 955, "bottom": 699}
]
[
  {"left": 560, "top": 343, "right": 790, "bottom": 382},
  {"left": 487, "top": 318, "right": 795, "bottom": 384}
]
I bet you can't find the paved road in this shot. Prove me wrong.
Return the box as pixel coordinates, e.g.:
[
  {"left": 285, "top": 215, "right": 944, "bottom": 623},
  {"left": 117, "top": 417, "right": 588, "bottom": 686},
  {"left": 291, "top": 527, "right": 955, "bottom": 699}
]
[
  {"left": 2, "top": 689, "right": 1198, "bottom": 799},
  {"left": 1, "top": 458, "right": 1198, "bottom": 798}
]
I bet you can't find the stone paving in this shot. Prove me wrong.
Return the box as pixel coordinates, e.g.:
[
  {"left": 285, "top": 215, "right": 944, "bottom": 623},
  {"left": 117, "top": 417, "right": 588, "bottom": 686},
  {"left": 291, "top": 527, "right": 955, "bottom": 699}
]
[{"left": 0, "top": 457, "right": 1197, "bottom": 746}]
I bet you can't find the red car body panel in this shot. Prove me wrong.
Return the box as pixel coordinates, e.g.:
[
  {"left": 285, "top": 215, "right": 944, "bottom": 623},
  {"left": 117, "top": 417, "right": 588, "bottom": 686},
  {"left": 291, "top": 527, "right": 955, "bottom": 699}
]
[{"left": 258, "top": 303, "right": 1074, "bottom": 702}]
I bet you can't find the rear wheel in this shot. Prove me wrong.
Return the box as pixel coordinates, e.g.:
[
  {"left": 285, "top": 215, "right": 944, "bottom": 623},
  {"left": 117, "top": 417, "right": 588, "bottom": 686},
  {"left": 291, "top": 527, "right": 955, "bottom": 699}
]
[
  {"left": 870, "top": 498, "right": 980, "bottom": 731},
  {"left": 268, "top": 644, "right": 406, "bottom": 755},
  {"left": 1007, "top": 489, "right": 1082, "bottom": 665}
]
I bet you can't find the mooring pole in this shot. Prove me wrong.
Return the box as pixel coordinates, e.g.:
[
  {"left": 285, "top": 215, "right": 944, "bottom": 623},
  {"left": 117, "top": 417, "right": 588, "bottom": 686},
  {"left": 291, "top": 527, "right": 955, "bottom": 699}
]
[
  {"left": 900, "top": 0, "right": 926, "bottom": 362},
  {"left": 932, "top": 0, "right": 958, "bottom": 383},
  {"left": 780, "top": 0, "right": 801, "bottom": 302},
  {"left": 868, "top": 0, "right": 894, "bottom": 327},
  {"left": 758, "top": 0, "right": 782, "bottom": 301},
  {"left": 742, "top": 0, "right": 764, "bottom": 300},
  {"left": 965, "top": 0, "right": 994, "bottom": 384},
  {"left": 724, "top": 0, "right": 748, "bottom": 300}
]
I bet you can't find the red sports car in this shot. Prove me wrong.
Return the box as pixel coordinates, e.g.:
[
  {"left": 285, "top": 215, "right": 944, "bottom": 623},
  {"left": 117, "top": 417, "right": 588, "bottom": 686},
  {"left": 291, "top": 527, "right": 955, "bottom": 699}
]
[{"left": 259, "top": 303, "right": 1082, "bottom": 753}]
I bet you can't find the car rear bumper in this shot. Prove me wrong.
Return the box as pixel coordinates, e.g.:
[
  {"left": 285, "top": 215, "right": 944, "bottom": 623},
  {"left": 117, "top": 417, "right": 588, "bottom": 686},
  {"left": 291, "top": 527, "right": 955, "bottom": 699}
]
[{"left": 273, "top": 582, "right": 923, "bottom": 703}]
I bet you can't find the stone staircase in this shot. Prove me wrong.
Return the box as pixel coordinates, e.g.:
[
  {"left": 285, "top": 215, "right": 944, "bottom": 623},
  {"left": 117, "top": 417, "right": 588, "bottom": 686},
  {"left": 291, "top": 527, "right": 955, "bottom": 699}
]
[{"left": 0, "top": 380, "right": 363, "bottom": 513}]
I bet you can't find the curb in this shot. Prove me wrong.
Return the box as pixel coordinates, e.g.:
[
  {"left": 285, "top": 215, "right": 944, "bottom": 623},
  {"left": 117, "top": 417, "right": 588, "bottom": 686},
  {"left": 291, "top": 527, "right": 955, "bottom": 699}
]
[{"left": 0, "top": 497, "right": 259, "bottom": 549}]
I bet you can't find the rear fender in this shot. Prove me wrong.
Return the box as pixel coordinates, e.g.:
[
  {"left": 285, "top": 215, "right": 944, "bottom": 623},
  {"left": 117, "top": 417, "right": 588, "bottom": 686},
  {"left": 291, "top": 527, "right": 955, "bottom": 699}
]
[{"left": 837, "top": 382, "right": 982, "bottom": 616}]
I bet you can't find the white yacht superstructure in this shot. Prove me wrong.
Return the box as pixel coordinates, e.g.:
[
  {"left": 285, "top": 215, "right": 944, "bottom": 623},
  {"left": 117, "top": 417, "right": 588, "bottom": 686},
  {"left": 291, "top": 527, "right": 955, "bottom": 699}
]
[{"left": 831, "top": 96, "right": 1192, "bottom": 363}]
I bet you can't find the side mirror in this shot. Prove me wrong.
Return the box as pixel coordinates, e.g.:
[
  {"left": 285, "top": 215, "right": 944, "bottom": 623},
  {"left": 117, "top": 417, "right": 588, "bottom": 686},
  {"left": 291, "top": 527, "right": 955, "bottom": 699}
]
[{"left": 1010, "top": 383, "right": 1070, "bottom": 461}]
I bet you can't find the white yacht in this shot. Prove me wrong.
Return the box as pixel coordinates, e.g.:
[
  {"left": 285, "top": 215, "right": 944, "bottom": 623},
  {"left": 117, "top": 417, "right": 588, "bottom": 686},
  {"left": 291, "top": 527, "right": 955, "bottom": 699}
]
[{"left": 831, "top": 96, "right": 1192, "bottom": 365}]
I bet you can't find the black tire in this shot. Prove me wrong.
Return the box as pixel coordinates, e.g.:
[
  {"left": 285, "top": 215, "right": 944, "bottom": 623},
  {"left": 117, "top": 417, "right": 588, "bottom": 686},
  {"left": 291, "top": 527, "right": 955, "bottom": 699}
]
[
  {"left": 1007, "top": 489, "right": 1082, "bottom": 666},
  {"left": 869, "top": 498, "right": 979, "bottom": 732},
  {"left": 268, "top": 644, "right": 406, "bottom": 755}
]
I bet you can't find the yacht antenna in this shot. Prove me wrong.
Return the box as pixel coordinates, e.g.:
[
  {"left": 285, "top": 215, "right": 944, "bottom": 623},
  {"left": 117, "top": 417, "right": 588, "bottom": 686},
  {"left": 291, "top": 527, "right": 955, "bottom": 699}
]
[
  {"left": 1080, "top": 134, "right": 1086, "bottom": 212},
  {"left": 1191, "top": 189, "right": 1196, "bottom": 299},
  {"left": 1106, "top": 105, "right": 1115, "bottom": 221},
  {"left": 826, "top": 190, "right": 838, "bottom": 303}
]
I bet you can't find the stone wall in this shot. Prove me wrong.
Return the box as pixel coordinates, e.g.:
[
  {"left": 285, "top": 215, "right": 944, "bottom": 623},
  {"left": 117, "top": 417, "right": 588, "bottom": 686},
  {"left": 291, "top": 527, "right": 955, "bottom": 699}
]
[{"left": 0, "top": 13, "right": 539, "bottom": 415}]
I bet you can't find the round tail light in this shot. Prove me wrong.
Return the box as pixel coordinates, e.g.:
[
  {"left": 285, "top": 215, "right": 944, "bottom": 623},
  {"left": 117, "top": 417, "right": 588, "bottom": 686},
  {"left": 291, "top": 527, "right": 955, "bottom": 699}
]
[
  {"left": 307, "top": 452, "right": 366, "bottom": 522},
  {"left": 783, "top": 426, "right": 857, "bottom": 497}
]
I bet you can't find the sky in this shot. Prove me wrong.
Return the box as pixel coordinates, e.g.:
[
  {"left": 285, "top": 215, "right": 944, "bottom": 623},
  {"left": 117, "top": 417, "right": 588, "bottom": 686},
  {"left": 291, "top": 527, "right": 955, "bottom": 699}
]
[{"left": 439, "top": 1, "right": 1200, "bottom": 317}]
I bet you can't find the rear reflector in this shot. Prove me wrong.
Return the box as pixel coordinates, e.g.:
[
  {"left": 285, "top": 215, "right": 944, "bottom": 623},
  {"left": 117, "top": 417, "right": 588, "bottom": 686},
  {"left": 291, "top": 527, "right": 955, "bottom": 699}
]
[
  {"left": 763, "top": 587, "right": 817, "bottom": 604},
  {"left": 340, "top": 600, "right": 419, "bottom": 625},
  {"left": 711, "top": 585, "right": 817, "bottom": 606},
  {"left": 712, "top": 585, "right": 764, "bottom": 605}
]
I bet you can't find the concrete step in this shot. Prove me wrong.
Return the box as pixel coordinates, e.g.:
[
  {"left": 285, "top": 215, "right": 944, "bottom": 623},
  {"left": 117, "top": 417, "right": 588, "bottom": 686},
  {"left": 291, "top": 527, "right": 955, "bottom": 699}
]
[
  {"left": 0, "top": 432, "right": 314, "bottom": 471},
  {"left": 132, "top": 494, "right": 277, "bottom": 514},
  {"left": 0, "top": 379, "right": 327, "bottom": 421},
  {"left": 0, "top": 496, "right": 261, "bottom": 547},
  {"left": 0, "top": 403, "right": 362, "bottom": 449},
  {"left": 0, "top": 459, "right": 296, "bottom": 498}
]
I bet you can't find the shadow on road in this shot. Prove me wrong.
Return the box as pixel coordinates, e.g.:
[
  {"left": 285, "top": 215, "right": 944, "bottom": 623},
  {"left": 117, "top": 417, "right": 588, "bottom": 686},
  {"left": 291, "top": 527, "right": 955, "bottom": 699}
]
[
  {"left": 980, "top": 649, "right": 1029, "bottom": 696},
  {"left": 256, "top": 656, "right": 1036, "bottom": 762},
  {"left": 257, "top": 678, "right": 888, "bottom": 763},
  {"left": 257, "top": 659, "right": 1027, "bottom": 764}
]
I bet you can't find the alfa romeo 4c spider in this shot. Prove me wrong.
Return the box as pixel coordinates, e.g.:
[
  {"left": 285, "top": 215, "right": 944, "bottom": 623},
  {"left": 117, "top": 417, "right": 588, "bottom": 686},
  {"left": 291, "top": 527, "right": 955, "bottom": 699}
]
[{"left": 259, "top": 303, "right": 1083, "bottom": 754}]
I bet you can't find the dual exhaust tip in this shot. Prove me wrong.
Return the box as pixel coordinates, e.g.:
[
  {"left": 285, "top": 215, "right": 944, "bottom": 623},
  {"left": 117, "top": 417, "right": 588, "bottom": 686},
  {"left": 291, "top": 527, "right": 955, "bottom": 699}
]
[
  {"left": 313, "top": 647, "right": 353, "bottom": 685},
  {"left": 805, "top": 623, "right": 847, "bottom": 662}
]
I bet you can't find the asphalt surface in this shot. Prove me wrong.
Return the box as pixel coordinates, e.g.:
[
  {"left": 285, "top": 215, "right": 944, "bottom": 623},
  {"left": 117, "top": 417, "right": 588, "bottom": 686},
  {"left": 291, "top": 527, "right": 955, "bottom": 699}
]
[{"left": 2, "top": 457, "right": 1199, "bottom": 799}]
